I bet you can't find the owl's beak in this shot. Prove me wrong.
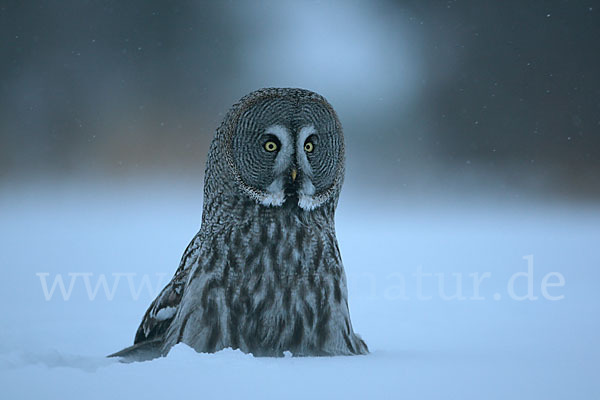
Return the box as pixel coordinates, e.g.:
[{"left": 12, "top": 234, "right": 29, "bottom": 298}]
[{"left": 291, "top": 169, "right": 297, "bottom": 182}]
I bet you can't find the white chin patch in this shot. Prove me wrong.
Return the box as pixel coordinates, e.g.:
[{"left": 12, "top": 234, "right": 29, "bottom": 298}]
[
  {"left": 298, "top": 179, "right": 318, "bottom": 210},
  {"left": 261, "top": 180, "right": 285, "bottom": 207},
  {"left": 298, "top": 195, "right": 320, "bottom": 211}
]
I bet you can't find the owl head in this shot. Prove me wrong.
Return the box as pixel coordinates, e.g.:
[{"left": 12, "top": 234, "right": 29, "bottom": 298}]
[{"left": 208, "top": 88, "right": 345, "bottom": 212}]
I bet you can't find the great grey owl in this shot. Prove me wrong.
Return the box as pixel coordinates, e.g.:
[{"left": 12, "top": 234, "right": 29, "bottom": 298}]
[{"left": 109, "top": 88, "right": 368, "bottom": 361}]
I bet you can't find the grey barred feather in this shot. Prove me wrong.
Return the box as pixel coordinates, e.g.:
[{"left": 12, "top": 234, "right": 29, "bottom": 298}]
[{"left": 109, "top": 88, "right": 367, "bottom": 361}]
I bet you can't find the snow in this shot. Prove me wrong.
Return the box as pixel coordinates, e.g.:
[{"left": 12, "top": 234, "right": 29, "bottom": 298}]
[{"left": 0, "top": 179, "right": 599, "bottom": 399}]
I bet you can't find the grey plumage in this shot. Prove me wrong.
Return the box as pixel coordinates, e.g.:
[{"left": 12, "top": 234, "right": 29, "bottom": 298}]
[{"left": 109, "top": 88, "right": 367, "bottom": 361}]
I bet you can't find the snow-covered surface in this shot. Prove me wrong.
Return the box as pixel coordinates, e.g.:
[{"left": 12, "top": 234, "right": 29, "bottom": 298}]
[{"left": 1, "top": 179, "right": 598, "bottom": 399}]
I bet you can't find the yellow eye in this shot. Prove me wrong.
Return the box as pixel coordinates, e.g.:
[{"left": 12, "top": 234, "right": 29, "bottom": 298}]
[
  {"left": 264, "top": 141, "right": 278, "bottom": 152},
  {"left": 304, "top": 141, "right": 314, "bottom": 152}
]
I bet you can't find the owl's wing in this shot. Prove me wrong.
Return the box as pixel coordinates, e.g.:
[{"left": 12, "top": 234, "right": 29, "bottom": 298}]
[
  {"left": 132, "top": 265, "right": 188, "bottom": 344},
  {"left": 108, "top": 235, "right": 201, "bottom": 361}
]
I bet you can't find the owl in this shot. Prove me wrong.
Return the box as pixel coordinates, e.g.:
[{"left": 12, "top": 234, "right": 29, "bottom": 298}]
[{"left": 109, "top": 88, "right": 368, "bottom": 361}]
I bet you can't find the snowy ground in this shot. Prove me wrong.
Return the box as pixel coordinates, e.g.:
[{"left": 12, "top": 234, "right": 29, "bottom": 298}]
[{"left": 1, "top": 179, "right": 598, "bottom": 399}]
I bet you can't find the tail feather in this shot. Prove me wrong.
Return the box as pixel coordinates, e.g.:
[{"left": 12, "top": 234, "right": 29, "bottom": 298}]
[{"left": 107, "top": 338, "right": 164, "bottom": 362}]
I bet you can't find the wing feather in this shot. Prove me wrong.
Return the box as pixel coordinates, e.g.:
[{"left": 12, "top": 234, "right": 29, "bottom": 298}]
[{"left": 108, "top": 234, "right": 201, "bottom": 360}]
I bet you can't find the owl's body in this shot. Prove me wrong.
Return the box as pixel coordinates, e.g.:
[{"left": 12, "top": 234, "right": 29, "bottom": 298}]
[{"left": 110, "top": 88, "right": 367, "bottom": 360}]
